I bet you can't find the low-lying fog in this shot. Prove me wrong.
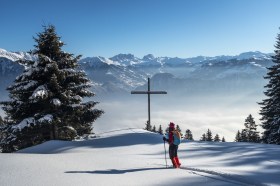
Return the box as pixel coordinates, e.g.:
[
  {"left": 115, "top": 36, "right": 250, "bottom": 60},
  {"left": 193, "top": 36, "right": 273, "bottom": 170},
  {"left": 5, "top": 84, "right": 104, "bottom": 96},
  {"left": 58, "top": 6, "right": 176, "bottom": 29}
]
[{"left": 94, "top": 91, "right": 265, "bottom": 142}]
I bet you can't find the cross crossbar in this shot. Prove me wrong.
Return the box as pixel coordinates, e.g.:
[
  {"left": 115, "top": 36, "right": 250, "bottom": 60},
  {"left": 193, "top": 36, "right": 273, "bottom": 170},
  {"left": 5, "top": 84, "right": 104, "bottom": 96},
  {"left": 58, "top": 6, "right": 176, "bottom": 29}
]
[{"left": 131, "top": 91, "right": 167, "bottom": 94}]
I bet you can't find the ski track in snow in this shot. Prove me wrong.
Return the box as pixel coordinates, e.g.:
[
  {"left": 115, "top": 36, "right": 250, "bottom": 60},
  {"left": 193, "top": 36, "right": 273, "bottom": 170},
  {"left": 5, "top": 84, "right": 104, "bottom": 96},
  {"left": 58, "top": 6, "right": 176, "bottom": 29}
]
[
  {"left": 180, "top": 166, "right": 268, "bottom": 186},
  {"left": 155, "top": 163, "right": 267, "bottom": 186}
]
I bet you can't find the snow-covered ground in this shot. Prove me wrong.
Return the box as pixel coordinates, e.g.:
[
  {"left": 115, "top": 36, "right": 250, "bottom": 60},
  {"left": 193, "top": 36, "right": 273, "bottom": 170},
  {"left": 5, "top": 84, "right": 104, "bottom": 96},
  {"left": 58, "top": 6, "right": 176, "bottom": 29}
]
[{"left": 1, "top": 128, "right": 279, "bottom": 186}]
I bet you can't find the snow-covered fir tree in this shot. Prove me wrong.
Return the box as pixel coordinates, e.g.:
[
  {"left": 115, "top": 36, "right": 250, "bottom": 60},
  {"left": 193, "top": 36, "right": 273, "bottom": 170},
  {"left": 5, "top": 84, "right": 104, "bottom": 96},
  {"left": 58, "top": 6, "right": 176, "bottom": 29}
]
[
  {"left": 0, "top": 116, "right": 3, "bottom": 126},
  {"left": 176, "top": 124, "right": 183, "bottom": 136},
  {"left": 206, "top": 129, "right": 213, "bottom": 142},
  {"left": 0, "top": 116, "right": 4, "bottom": 147},
  {"left": 200, "top": 133, "right": 206, "bottom": 141},
  {"left": 184, "top": 129, "right": 194, "bottom": 140},
  {"left": 235, "top": 115, "right": 260, "bottom": 143},
  {"left": 241, "top": 129, "right": 248, "bottom": 142},
  {"left": 0, "top": 25, "right": 103, "bottom": 152},
  {"left": 259, "top": 29, "right": 280, "bottom": 144},
  {"left": 222, "top": 137, "right": 226, "bottom": 142},
  {"left": 235, "top": 130, "right": 242, "bottom": 142},
  {"left": 152, "top": 125, "right": 157, "bottom": 132},
  {"left": 144, "top": 120, "right": 152, "bottom": 131},
  {"left": 244, "top": 114, "right": 260, "bottom": 143},
  {"left": 214, "top": 134, "right": 221, "bottom": 142},
  {"left": 157, "top": 125, "right": 163, "bottom": 135}
]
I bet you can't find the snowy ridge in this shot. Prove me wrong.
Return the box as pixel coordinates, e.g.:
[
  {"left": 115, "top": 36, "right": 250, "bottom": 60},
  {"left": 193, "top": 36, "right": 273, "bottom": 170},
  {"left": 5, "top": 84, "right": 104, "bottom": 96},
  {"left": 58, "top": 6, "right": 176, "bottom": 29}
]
[
  {"left": 0, "top": 48, "right": 272, "bottom": 67},
  {"left": 79, "top": 51, "right": 272, "bottom": 68},
  {"left": 237, "top": 51, "right": 272, "bottom": 60},
  {"left": 0, "top": 48, "right": 35, "bottom": 62}
]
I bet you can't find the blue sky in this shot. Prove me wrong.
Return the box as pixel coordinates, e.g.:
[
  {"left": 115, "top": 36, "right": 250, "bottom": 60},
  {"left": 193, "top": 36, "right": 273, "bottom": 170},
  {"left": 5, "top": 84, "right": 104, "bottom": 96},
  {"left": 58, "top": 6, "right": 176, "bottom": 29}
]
[{"left": 1, "top": 0, "right": 280, "bottom": 58}]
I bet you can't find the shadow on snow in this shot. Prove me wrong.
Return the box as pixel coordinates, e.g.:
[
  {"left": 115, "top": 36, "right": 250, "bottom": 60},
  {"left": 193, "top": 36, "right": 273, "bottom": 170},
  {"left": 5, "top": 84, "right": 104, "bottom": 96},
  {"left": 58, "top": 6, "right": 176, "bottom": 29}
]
[{"left": 65, "top": 167, "right": 168, "bottom": 174}]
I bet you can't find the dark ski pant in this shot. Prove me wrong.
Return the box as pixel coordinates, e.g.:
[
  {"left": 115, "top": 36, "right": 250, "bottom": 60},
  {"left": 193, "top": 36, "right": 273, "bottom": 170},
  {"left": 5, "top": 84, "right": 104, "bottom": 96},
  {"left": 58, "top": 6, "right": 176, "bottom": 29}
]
[{"left": 169, "top": 143, "right": 178, "bottom": 159}]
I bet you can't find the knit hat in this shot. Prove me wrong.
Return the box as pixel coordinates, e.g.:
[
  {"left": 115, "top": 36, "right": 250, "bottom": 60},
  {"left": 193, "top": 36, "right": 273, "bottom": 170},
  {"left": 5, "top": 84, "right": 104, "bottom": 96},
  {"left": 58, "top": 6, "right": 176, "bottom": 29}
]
[{"left": 169, "top": 122, "right": 175, "bottom": 129}]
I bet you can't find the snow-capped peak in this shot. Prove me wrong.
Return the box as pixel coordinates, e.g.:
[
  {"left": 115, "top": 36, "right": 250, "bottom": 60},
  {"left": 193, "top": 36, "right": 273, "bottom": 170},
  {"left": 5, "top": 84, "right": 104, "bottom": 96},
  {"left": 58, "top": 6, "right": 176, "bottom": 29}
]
[
  {"left": 0, "top": 48, "right": 35, "bottom": 61},
  {"left": 109, "top": 54, "right": 142, "bottom": 66},
  {"left": 110, "top": 53, "right": 136, "bottom": 61},
  {"left": 79, "top": 56, "right": 120, "bottom": 67},
  {"left": 237, "top": 51, "right": 271, "bottom": 60},
  {"left": 96, "top": 56, "right": 120, "bottom": 66},
  {"left": 142, "top": 54, "right": 155, "bottom": 61}
]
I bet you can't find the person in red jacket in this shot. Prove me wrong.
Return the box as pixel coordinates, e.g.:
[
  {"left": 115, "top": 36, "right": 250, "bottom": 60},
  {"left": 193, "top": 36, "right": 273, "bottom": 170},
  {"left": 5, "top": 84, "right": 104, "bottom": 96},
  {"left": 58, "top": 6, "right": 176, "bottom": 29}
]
[{"left": 163, "top": 122, "right": 181, "bottom": 168}]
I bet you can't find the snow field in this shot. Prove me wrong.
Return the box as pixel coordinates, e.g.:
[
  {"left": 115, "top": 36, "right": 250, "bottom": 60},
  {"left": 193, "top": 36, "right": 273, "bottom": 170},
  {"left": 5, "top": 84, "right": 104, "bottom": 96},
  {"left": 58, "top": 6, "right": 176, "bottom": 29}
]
[{"left": 0, "top": 128, "right": 279, "bottom": 186}]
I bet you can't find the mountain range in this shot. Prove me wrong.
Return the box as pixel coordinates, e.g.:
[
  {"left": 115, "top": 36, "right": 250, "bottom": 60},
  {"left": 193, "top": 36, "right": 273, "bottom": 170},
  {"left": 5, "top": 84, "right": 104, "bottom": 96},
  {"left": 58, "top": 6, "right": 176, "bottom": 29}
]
[{"left": 0, "top": 48, "right": 273, "bottom": 100}]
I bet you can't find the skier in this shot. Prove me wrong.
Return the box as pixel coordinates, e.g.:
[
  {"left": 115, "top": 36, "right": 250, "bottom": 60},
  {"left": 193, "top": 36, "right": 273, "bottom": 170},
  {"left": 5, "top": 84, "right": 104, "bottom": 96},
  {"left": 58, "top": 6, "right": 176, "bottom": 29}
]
[{"left": 163, "top": 122, "right": 181, "bottom": 168}]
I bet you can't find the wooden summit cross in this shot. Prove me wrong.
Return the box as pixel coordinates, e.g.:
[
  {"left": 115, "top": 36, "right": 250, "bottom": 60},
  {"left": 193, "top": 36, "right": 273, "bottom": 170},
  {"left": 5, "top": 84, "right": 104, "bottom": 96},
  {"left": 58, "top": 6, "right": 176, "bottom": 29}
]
[{"left": 131, "top": 77, "right": 167, "bottom": 126}]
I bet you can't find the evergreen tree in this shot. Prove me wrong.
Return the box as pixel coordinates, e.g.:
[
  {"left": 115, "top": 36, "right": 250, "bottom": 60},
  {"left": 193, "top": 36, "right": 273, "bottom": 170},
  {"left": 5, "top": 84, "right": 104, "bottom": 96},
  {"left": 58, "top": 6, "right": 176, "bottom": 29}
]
[
  {"left": 206, "top": 129, "right": 213, "bottom": 141},
  {"left": 236, "top": 115, "right": 260, "bottom": 143},
  {"left": 214, "top": 134, "right": 220, "bottom": 142},
  {"left": 157, "top": 125, "right": 163, "bottom": 135},
  {"left": 152, "top": 125, "right": 156, "bottom": 133},
  {"left": 222, "top": 137, "right": 226, "bottom": 142},
  {"left": 176, "top": 124, "right": 183, "bottom": 136},
  {"left": 235, "top": 130, "right": 242, "bottom": 142},
  {"left": 244, "top": 114, "right": 260, "bottom": 143},
  {"left": 0, "top": 116, "right": 4, "bottom": 146},
  {"left": 241, "top": 129, "right": 248, "bottom": 142},
  {"left": 200, "top": 133, "right": 206, "bottom": 141},
  {"left": 0, "top": 116, "right": 3, "bottom": 126},
  {"left": 259, "top": 29, "right": 280, "bottom": 144},
  {"left": 0, "top": 25, "right": 103, "bottom": 152},
  {"left": 184, "top": 129, "right": 194, "bottom": 140},
  {"left": 144, "top": 120, "right": 152, "bottom": 131}
]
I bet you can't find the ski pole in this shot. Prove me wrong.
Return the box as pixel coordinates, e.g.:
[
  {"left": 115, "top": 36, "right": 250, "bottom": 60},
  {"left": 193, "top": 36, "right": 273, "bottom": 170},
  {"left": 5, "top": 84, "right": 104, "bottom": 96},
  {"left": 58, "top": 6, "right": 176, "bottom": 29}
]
[{"left": 164, "top": 140, "right": 167, "bottom": 168}]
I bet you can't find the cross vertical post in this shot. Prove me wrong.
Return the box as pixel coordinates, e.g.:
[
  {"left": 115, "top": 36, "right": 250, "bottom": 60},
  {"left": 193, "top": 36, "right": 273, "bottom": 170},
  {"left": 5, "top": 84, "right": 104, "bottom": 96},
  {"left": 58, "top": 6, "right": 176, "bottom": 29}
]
[
  {"left": 131, "top": 77, "right": 167, "bottom": 126},
  {"left": 148, "top": 77, "right": 151, "bottom": 125}
]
